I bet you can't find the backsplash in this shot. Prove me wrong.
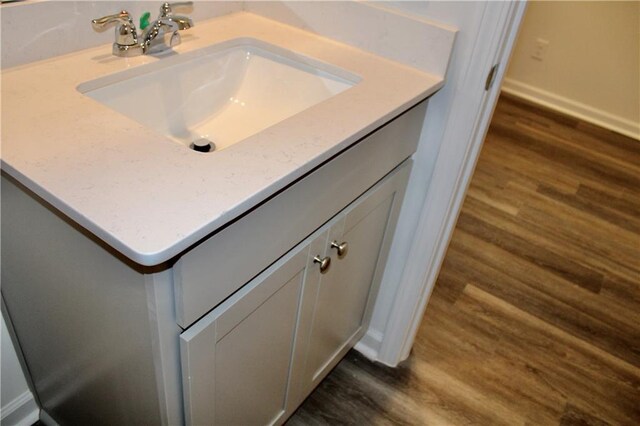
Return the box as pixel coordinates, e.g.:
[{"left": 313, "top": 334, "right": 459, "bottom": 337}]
[
  {"left": 245, "top": 1, "right": 457, "bottom": 77},
  {"left": 0, "top": 1, "right": 242, "bottom": 68},
  {"left": 1, "top": 1, "right": 457, "bottom": 77}
]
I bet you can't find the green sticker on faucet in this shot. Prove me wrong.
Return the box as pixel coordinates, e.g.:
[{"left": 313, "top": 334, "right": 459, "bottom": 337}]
[{"left": 140, "top": 12, "right": 151, "bottom": 30}]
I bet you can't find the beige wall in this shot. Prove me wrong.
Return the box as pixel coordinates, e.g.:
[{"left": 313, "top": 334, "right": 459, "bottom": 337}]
[{"left": 504, "top": 1, "right": 639, "bottom": 139}]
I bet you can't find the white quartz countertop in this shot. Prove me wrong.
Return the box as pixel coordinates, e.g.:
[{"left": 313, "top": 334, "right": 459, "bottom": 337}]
[{"left": 1, "top": 12, "right": 443, "bottom": 266}]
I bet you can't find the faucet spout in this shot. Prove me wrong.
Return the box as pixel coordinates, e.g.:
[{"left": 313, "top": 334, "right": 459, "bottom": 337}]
[
  {"left": 141, "top": 3, "right": 194, "bottom": 54},
  {"left": 141, "top": 15, "right": 192, "bottom": 54}
]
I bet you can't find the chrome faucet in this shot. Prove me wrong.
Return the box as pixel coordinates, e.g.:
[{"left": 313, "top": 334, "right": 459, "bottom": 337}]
[{"left": 92, "top": 2, "right": 194, "bottom": 57}]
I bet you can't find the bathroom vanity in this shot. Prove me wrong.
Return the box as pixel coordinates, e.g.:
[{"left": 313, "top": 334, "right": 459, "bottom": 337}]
[{"left": 1, "top": 11, "right": 446, "bottom": 426}]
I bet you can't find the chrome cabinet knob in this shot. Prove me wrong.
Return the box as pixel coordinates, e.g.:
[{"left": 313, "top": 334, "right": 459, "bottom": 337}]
[
  {"left": 330, "top": 241, "right": 349, "bottom": 259},
  {"left": 313, "top": 255, "right": 331, "bottom": 274}
]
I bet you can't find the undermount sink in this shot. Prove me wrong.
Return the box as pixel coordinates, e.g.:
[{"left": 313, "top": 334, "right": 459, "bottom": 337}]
[{"left": 78, "top": 38, "right": 359, "bottom": 152}]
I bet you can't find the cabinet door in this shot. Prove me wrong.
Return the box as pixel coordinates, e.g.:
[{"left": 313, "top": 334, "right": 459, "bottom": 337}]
[
  {"left": 180, "top": 244, "right": 311, "bottom": 426},
  {"left": 302, "top": 164, "right": 410, "bottom": 391}
]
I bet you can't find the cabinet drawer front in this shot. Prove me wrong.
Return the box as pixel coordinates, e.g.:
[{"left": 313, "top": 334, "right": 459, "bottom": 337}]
[{"left": 174, "top": 101, "right": 427, "bottom": 328}]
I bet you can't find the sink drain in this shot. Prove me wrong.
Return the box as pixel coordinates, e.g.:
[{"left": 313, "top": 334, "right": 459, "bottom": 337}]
[{"left": 190, "top": 138, "right": 216, "bottom": 153}]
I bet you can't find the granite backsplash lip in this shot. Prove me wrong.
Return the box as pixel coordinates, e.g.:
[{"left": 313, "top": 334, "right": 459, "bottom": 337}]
[{"left": 1, "top": 12, "right": 445, "bottom": 266}]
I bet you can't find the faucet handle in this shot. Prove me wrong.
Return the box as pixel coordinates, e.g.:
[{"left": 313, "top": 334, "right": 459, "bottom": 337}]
[
  {"left": 91, "top": 10, "right": 138, "bottom": 46},
  {"left": 92, "top": 10, "right": 132, "bottom": 31},
  {"left": 160, "top": 2, "right": 194, "bottom": 17}
]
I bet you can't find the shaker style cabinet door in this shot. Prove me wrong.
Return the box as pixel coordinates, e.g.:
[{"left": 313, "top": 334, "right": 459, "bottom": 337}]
[
  {"left": 180, "top": 244, "right": 311, "bottom": 426},
  {"left": 301, "top": 163, "right": 410, "bottom": 392},
  {"left": 178, "top": 161, "right": 411, "bottom": 425}
]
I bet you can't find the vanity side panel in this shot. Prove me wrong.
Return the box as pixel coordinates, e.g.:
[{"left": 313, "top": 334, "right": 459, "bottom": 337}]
[
  {"left": 145, "top": 271, "right": 185, "bottom": 426},
  {"left": 175, "top": 101, "right": 427, "bottom": 328},
  {"left": 1, "top": 176, "right": 163, "bottom": 426}
]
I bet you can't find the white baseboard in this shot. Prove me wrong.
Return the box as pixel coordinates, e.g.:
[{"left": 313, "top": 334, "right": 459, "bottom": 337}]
[
  {"left": 354, "top": 329, "right": 385, "bottom": 364},
  {"left": 0, "top": 390, "right": 39, "bottom": 426},
  {"left": 38, "top": 410, "right": 60, "bottom": 426},
  {"left": 501, "top": 78, "right": 640, "bottom": 141}
]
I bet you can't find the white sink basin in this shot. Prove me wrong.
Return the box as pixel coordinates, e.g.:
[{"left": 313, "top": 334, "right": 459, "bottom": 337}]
[{"left": 78, "top": 38, "right": 358, "bottom": 152}]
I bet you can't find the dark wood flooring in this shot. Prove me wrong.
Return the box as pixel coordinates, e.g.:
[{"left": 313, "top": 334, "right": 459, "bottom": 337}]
[{"left": 286, "top": 94, "right": 640, "bottom": 425}]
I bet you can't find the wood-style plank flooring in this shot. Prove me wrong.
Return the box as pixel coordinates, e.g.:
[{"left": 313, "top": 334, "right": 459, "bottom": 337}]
[{"left": 286, "top": 94, "right": 640, "bottom": 425}]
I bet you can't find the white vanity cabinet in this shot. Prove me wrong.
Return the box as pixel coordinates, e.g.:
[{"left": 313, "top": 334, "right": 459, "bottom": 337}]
[
  {"left": 1, "top": 3, "right": 452, "bottom": 422},
  {"left": 180, "top": 161, "right": 410, "bottom": 426},
  {"left": 1, "top": 101, "right": 426, "bottom": 426}
]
